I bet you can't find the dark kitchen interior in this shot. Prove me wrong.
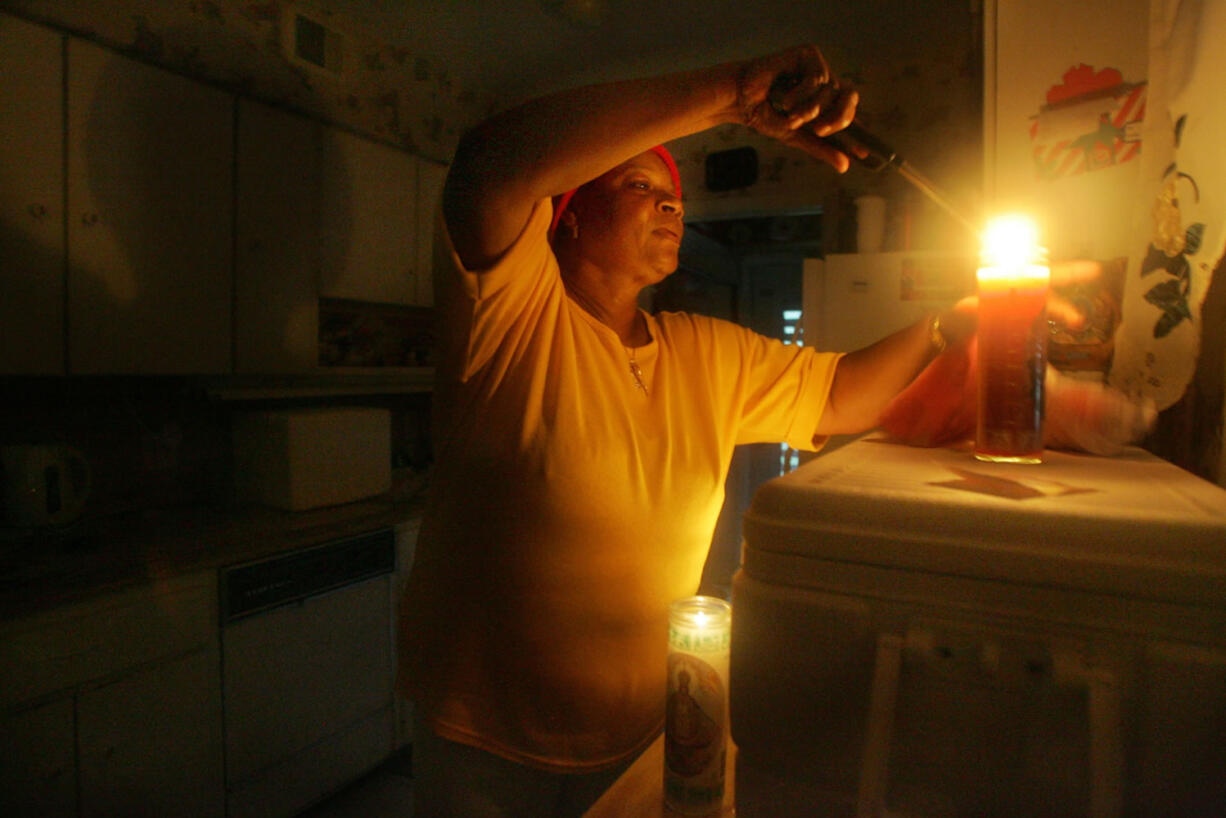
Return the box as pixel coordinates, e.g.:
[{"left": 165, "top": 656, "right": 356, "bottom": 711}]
[{"left": 2, "top": 1, "right": 1225, "bottom": 817}]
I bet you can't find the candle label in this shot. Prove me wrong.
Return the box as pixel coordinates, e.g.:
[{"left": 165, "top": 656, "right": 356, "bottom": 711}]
[
  {"left": 664, "top": 652, "right": 727, "bottom": 815},
  {"left": 668, "top": 626, "right": 731, "bottom": 654}
]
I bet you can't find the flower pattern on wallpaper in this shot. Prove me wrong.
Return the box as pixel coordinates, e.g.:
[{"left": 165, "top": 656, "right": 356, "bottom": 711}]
[
  {"left": 1111, "top": 0, "right": 1226, "bottom": 411},
  {"left": 1141, "top": 124, "right": 1203, "bottom": 340}
]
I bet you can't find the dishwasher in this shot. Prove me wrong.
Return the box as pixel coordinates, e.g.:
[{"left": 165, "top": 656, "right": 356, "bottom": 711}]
[{"left": 219, "top": 527, "right": 396, "bottom": 818}]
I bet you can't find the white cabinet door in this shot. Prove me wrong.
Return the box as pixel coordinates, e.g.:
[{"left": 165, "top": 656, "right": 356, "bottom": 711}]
[
  {"left": 0, "top": 14, "right": 65, "bottom": 374},
  {"left": 414, "top": 158, "right": 448, "bottom": 307},
  {"left": 0, "top": 573, "right": 218, "bottom": 712},
  {"left": 66, "top": 39, "right": 233, "bottom": 374},
  {"left": 78, "top": 647, "right": 225, "bottom": 818},
  {"left": 0, "top": 697, "right": 76, "bottom": 817},
  {"left": 320, "top": 128, "right": 418, "bottom": 305},
  {"left": 235, "top": 98, "right": 321, "bottom": 373}
]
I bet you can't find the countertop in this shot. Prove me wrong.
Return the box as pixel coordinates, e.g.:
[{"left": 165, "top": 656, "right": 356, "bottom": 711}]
[
  {"left": 0, "top": 488, "right": 427, "bottom": 621},
  {"left": 582, "top": 735, "right": 736, "bottom": 818}
]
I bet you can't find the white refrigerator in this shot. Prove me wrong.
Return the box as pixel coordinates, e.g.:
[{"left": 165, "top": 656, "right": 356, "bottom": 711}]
[{"left": 802, "top": 251, "right": 974, "bottom": 353}]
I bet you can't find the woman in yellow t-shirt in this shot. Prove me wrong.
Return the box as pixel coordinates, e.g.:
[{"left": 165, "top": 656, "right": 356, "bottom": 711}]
[{"left": 402, "top": 43, "right": 968, "bottom": 818}]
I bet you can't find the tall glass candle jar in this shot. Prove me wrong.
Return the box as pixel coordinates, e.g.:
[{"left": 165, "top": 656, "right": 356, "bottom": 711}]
[
  {"left": 975, "top": 216, "right": 1051, "bottom": 464},
  {"left": 665, "top": 595, "right": 731, "bottom": 816}
]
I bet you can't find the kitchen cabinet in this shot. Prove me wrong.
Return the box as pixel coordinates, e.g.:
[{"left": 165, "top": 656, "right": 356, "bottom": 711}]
[
  {"left": 234, "top": 98, "right": 322, "bottom": 373},
  {"left": 66, "top": 38, "right": 233, "bottom": 374},
  {"left": 320, "top": 127, "right": 421, "bottom": 306},
  {"left": 0, "top": 697, "right": 76, "bottom": 817},
  {"left": 4, "top": 10, "right": 443, "bottom": 377},
  {"left": 78, "top": 647, "right": 225, "bottom": 818},
  {"left": 0, "top": 575, "right": 217, "bottom": 710},
  {"left": 0, "top": 571, "right": 223, "bottom": 818},
  {"left": 0, "top": 14, "right": 65, "bottom": 374}
]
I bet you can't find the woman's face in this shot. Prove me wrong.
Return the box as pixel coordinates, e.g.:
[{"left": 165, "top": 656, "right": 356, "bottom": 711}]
[{"left": 563, "top": 151, "right": 684, "bottom": 285}]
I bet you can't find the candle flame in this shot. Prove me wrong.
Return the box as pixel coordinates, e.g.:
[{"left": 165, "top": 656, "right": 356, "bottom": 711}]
[
  {"left": 978, "top": 214, "right": 1049, "bottom": 284},
  {"left": 981, "top": 214, "right": 1040, "bottom": 268}
]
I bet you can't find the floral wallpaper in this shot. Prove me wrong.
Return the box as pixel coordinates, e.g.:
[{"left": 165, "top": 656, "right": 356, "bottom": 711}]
[
  {"left": 0, "top": 0, "right": 488, "bottom": 161},
  {"left": 0, "top": 1, "right": 982, "bottom": 239}
]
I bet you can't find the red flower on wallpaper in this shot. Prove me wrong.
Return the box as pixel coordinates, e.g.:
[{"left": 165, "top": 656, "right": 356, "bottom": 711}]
[{"left": 1046, "top": 64, "right": 1125, "bottom": 105}]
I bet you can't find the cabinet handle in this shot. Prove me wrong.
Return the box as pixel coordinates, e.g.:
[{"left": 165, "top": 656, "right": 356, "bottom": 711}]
[{"left": 28, "top": 203, "right": 48, "bottom": 219}]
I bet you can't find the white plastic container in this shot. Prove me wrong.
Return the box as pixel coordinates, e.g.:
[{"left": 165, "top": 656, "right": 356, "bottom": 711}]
[
  {"left": 731, "top": 435, "right": 1226, "bottom": 817},
  {"left": 232, "top": 407, "right": 391, "bottom": 511}
]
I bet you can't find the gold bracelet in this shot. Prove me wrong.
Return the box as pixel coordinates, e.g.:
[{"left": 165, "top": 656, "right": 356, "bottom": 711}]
[{"left": 928, "top": 313, "right": 947, "bottom": 354}]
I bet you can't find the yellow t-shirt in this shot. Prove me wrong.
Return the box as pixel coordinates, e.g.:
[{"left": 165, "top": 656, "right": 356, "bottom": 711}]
[{"left": 399, "top": 199, "right": 842, "bottom": 772}]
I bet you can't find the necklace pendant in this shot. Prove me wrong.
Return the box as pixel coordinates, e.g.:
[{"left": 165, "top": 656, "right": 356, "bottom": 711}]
[{"left": 628, "top": 359, "right": 647, "bottom": 394}]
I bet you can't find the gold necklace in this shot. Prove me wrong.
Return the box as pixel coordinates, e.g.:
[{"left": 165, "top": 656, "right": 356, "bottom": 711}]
[{"left": 625, "top": 346, "right": 647, "bottom": 394}]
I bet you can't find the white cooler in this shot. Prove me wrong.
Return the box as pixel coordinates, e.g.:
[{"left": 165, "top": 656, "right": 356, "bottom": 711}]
[{"left": 731, "top": 435, "right": 1226, "bottom": 818}]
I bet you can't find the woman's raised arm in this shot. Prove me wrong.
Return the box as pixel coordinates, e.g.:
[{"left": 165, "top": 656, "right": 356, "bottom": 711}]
[{"left": 442, "top": 45, "right": 859, "bottom": 271}]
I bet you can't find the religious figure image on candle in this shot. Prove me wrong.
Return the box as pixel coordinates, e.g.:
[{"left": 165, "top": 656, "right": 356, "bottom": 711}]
[{"left": 665, "top": 656, "right": 725, "bottom": 779}]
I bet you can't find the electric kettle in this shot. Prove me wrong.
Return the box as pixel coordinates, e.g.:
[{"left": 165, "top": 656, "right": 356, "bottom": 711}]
[{"left": 1, "top": 444, "right": 92, "bottom": 528}]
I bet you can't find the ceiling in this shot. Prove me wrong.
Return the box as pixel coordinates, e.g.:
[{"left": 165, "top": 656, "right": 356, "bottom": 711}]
[{"left": 336, "top": 0, "right": 979, "bottom": 110}]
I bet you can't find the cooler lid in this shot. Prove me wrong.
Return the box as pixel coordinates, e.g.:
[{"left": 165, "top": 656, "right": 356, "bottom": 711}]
[{"left": 742, "top": 435, "right": 1226, "bottom": 608}]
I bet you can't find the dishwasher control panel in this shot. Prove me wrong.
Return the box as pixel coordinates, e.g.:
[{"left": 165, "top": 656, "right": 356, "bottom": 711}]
[{"left": 220, "top": 527, "right": 395, "bottom": 623}]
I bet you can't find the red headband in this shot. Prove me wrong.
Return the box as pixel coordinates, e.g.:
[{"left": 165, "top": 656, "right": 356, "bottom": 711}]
[{"left": 548, "top": 145, "right": 682, "bottom": 240}]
